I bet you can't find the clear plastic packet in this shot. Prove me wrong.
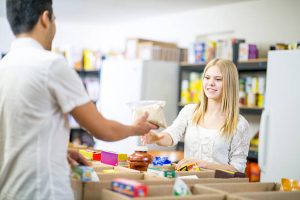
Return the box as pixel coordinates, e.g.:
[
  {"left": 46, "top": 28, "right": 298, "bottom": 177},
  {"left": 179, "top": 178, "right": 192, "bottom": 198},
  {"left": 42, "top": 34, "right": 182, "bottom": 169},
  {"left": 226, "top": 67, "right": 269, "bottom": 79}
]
[
  {"left": 281, "top": 178, "right": 300, "bottom": 191},
  {"left": 173, "top": 177, "right": 192, "bottom": 196},
  {"left": 71, "top": 165, "right": 100, "bottom": 182},
  {"left": 127, "top": 100, "right": 167, "bottom": 128}
]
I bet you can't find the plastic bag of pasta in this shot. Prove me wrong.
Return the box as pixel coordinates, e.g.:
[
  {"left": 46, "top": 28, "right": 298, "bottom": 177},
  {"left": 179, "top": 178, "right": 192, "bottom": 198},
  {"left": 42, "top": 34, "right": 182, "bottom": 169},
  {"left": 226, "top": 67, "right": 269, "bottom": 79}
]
[{"left": 127, "top": 100, "right": 167, "bottom": 128}]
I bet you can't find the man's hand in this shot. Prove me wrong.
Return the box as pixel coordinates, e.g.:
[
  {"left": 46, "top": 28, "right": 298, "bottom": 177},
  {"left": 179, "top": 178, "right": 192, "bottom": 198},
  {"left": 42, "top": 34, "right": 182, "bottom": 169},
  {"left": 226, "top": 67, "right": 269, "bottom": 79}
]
[
  {"left": 67, "top": 149, "right": 92, "bottom": 167},
  {"left": 133, "top": 112, "right": 158, "bottom": 136}
]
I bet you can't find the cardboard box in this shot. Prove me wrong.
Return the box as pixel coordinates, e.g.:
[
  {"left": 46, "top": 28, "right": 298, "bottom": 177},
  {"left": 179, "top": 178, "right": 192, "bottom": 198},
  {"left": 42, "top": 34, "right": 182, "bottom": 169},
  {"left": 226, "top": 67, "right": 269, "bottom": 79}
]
[
  {"left": 75, "top": 177, "right": 248, "bottom": 200},
  {"left": 176, "top": 170, "right": 215, "bottom": 178},
  {"left": 101, "top": 184, "right": 226, "bottom": 200},
  {"left": 182, "top": 178, "right": 248, "bottom": 185},
  {"left": 227, "top": 191, "right": 300, "bottom": 200},
  {"left": 194, "top": 182, "right": 281, "bottom": 194},
  {"left": 93, "top": 165, "right": 138, "bottom": 173},
  {"left": 125, "top": 38, "right": 178, "bottom": 60},
  {"left": 84, "top": 173, "right": 169, "bottom": 200},
  {"left": 71, "top": 180, "right": 83, "bottom": 200}
]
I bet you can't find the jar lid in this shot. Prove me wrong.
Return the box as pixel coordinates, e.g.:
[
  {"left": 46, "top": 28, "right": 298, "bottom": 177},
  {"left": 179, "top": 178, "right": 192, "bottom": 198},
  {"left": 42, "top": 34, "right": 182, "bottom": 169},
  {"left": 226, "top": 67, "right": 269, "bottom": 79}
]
[{"left": 135, "top": 146, "right": 148, "bottom": 152}]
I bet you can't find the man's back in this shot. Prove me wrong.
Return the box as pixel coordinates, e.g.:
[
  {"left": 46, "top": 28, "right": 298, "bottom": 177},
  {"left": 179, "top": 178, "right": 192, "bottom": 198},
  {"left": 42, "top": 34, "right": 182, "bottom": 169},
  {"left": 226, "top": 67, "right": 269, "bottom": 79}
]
[{"left": 0, "top": 38, "right": 89, "bottom": 200}]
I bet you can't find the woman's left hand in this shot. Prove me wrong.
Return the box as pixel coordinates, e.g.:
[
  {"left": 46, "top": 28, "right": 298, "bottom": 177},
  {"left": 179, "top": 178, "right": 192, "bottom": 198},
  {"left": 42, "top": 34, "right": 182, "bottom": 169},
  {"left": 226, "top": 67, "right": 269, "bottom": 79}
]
[{"left": 176, "top": 158, "right": 209, "bottom": 170}]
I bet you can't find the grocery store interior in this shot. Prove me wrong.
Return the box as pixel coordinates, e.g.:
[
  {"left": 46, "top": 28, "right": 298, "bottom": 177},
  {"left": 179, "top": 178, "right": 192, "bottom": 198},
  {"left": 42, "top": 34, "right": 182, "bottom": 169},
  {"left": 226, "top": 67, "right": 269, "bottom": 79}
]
[{"left": 0, "top": 0, "right": 300, "bottom": 199}]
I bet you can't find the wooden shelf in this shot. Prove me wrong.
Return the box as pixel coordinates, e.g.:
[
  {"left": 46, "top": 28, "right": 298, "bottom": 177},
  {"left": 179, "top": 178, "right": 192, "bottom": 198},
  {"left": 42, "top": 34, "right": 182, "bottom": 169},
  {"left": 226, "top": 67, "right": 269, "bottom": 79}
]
[
  {"left": 237, "top": 58, "right": 267, "bottom": 71},
  {"left": 238, "top": 58, "right": 267, "bottom": 63},
  {"left": 240, "top": 106, "right": 263, "bottom": 115},
  {"left": 179, "top": 62, "right": 206, "bottom": 72}
]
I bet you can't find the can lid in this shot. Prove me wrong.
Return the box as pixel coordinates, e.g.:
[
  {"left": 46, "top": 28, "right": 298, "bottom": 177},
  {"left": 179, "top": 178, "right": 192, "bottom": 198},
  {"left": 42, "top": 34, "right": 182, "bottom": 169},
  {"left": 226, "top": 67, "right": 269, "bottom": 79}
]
[{"left": 135, "top": 146, "right": 148, "bottom": 152}]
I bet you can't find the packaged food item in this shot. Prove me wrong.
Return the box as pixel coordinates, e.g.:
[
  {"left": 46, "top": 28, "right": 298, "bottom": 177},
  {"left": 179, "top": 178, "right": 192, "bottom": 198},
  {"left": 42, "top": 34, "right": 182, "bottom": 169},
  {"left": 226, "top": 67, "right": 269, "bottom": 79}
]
[
  {"left": 214, "top": 169, "right": 245, "bottom": 178},
  {"left": 127, "top": 100, "right": 167, "bottom": 128},
  {"left": 173, "top": 178, "right": 191, "bottom": 196},
  {"left": 176, "top": 162, "right": 201, "bottom": 171},
  {"left": 152, "top": 156, "right": 172, "bottom": 166},
  {"left": 111, "top": 178, "right": 148, "bottom": 197},
  {"left": 128, "top": 146, "right": 153, "bottom": 171},
  {"left": 147, "top": 167, "right": 176, "bottom": 178},
  {"left": 71, "top": 165, "right": 99, "bottom": 182},
  {"left": 102, "top": 169, "right": 118, "bottom": 173},
  {"left": 281, "top": 178, "right": 300, "bottom": 191}
]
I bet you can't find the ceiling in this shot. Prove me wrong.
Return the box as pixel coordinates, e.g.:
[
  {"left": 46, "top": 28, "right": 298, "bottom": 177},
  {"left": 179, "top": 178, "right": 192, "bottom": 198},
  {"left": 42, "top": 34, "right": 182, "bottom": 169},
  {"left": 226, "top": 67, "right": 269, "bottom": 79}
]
[{"left": 1, "top": 0, "right": 255, "bottom": 25}]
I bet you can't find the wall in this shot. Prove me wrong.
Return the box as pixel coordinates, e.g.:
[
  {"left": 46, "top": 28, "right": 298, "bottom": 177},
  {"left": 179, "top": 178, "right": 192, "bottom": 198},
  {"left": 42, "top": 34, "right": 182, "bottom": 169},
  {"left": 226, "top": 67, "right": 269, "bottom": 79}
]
[
  {"left": 1, "top": 0, "right": 299, "bottom": 137},
  {"left": 1, "top": 0, "right": 299, "bottom": 53}
]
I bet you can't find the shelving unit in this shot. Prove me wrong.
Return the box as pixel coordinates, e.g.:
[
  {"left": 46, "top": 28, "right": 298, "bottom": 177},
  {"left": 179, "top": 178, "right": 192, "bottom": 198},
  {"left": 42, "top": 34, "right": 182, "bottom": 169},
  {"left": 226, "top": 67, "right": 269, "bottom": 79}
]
[{"left": 69, "top": 68, "right": 101, "bottom": 147}]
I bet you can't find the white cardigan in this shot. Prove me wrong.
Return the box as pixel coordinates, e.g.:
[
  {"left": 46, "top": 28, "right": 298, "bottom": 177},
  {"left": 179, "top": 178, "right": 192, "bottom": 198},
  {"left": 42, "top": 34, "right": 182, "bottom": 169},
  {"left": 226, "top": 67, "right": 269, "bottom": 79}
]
[{"left": 165, "top": 104, "right": 250, "bottom": 172}]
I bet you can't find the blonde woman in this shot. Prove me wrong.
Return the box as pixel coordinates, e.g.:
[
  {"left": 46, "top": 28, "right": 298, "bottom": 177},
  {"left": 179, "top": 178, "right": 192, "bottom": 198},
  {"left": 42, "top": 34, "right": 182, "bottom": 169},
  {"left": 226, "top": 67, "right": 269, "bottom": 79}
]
[{"left": 142, "top": 58, "right": 250, "bottom": 172}]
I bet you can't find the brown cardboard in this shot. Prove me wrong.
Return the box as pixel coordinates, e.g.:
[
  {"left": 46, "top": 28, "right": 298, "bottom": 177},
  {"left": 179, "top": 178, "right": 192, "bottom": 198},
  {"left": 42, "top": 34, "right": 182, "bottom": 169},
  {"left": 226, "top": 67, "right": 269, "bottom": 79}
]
[
  {"left": 97, "top": 171, "right": 164, "bottom": 181},
  {"left": 102, "top": 184, "right": 225, "bottom": 200},
  {"left": 176, "top": 170, "right": 215, "bottom": 178},
  {"left": 71, "top": 180, "right": 83, "bottom": 200},
  {"left": 227, "top": 191, "right": 300, "bottom": 200},
  {"left": 194, "top": 182, "right": 281, "bottom": 194},
  {"left": 101, "top": 187, "right": 226, "bottom": 200},
  {"left": 93, "top": 165, "right": 139, "bottom": 173},
  {"left": 182, "top": 178, "right": 248, "bottom": 185},
  {"left": 84, "top": 173, "right": 169, "bottom": 200}
]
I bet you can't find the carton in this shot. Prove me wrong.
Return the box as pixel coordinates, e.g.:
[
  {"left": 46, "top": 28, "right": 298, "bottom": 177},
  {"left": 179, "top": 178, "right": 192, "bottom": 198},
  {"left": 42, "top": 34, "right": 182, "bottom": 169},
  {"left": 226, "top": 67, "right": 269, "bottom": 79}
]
[
  {"left": 101, "top": 184, "right": 226, "bottom": 200},
  {"left": 84, "top": 173, "right": 168, "bottom": 200},
  {"left": 93, "top": 165, "right": 138, "bottom": 173},
  {"left": 74, "top": 176, "right": 247, "bottom": 200},
  {"left": 227, "top": 191, "right": 300, "bottom": 200},
  {"left": 176, "top": 170, "right": 215, "bottom": 178},
  {"left": 71, "top": 180, "right": 83, "bottom": 200},
  {"left": 194, "top": 182, "right": 281, "bottom": 194}
]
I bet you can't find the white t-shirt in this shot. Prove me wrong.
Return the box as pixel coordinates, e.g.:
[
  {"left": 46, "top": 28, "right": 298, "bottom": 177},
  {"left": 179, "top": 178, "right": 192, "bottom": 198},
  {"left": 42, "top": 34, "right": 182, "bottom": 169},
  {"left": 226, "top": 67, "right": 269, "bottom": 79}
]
[
  {"left": 0, "top": 38, "right": 90, "bottom": 200},
  {"left": 165, "top": 104, "right": 250, "bottom": 172}
]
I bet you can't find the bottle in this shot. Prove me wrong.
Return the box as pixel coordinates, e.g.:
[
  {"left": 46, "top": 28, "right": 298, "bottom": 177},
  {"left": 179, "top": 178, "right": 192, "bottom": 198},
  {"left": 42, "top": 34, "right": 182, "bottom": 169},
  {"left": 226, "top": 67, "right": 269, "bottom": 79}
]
[{"left": 128, "top": 146, "right": 153, "bottom": 171}]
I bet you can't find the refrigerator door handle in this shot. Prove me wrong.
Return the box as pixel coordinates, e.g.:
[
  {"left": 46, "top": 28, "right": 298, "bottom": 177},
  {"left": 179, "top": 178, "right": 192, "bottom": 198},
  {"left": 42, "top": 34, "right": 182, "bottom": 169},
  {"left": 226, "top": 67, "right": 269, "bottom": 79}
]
[{"left": 258, "top": 109, "right": 269, "bottom": 173}]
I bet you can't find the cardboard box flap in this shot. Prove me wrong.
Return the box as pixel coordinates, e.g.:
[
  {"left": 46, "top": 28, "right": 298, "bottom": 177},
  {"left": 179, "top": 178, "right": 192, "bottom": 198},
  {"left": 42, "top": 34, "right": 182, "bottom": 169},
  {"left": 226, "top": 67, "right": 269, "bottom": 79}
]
[
  {"left": 183, "top": 178, "right": 248, "bottom": 185},
  {"left": 94, "top": 165, "right": 139, "bottom": 173},
  {"left": 227, "top": 191, "right": 300, "bottom": 200},
  {"left": 101, "top": 188, "right": 226, "bottom": 200},
  {"left": 97, "top": 172, "right": 143, "bottom": 181},
  {"left": 196, "top": 182, "right": 281, "bottom": 193},
  {"left": 176, "top": 170, "right": 215, "bottom": 178}
]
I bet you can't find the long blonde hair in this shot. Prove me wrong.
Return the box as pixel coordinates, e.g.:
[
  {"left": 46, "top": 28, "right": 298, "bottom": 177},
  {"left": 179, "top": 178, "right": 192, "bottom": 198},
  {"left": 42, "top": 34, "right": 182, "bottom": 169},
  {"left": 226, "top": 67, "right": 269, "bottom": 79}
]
[{"left": 192, "top": 58, "right": 239, "bottom": 139}]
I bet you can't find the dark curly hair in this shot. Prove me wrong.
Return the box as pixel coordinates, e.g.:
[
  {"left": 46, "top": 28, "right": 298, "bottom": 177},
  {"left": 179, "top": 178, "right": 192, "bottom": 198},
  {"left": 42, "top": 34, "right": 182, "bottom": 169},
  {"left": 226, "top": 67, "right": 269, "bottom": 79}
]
[{"left": 6, "top": 0, "right": 53, "bottom": 35}]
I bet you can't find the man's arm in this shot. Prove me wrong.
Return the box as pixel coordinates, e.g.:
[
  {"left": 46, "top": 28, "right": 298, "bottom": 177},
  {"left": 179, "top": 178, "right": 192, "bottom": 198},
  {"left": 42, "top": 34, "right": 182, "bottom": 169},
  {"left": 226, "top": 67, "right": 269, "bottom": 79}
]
[{"left": 70, "top": 102, "right": 157, "bottom": 141}]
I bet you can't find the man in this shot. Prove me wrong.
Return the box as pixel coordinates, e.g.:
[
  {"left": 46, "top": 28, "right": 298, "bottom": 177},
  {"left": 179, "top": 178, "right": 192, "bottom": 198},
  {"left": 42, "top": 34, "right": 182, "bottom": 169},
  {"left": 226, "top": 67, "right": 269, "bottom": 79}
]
[{"left": 0, "top": 0, "right": 157, "bottom": 199}]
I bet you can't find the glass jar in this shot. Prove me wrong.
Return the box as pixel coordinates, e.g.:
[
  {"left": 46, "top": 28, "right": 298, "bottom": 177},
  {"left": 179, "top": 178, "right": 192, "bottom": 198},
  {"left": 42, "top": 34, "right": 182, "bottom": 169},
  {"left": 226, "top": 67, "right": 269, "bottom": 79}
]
[{"left": 128, "top": 146, "right": 153, "bottom": 171}]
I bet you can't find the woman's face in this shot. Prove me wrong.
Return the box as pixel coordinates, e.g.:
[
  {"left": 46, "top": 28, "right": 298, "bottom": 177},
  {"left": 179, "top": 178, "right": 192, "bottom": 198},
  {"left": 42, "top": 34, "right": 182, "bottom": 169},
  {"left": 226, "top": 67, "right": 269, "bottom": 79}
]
[{"left": 203, "top": 65, "right": 223, "bottom": 101}]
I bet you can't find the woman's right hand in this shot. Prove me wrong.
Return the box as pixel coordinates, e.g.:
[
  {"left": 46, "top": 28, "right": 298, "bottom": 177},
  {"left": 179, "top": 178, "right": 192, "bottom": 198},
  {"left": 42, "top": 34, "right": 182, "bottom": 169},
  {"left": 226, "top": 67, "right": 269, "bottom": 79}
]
[{"left": 141, "top": 131, "right": 164, "bottom": 145}]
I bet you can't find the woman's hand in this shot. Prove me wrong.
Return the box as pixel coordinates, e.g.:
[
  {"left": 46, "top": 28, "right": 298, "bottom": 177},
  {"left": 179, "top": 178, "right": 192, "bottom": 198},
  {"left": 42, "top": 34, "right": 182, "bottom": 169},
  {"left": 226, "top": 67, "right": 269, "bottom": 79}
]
[
  {"left": 176, "top": 158, "right": 208, "bottom": 170},
  {"left": 141, "top": 131, "right": 164, "bottom": 145}
]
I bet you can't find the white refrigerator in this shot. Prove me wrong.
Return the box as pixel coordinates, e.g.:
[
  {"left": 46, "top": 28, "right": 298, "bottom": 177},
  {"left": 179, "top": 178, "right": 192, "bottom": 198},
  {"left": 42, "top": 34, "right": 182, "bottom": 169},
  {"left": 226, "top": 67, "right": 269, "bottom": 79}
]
[
  {"left": 95, "top": 59, "right": 179, "bottom": 153},
  {"left": 259, "top": 50, "right": 300, "bottom": 182}
]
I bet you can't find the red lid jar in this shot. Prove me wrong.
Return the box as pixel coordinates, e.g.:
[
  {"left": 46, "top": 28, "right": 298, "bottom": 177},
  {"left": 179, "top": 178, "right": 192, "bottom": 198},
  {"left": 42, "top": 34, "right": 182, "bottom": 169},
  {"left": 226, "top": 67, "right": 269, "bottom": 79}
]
[{"left": 128, "top": 146, "right": 153, "bottom": 171}]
